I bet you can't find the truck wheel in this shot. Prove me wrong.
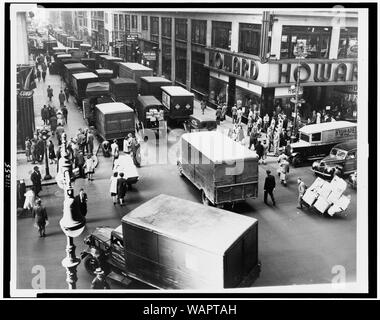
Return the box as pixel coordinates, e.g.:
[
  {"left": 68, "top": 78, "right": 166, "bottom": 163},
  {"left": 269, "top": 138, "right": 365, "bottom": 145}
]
[
  {"left": 201, "top": 190, "right": 210, "bottom": 206},
  {"left": 292, "top": 155, "right": 302, "bottom": 167},
  {"left": 83, "top": 255, "right": 100, "bottom": 275}
]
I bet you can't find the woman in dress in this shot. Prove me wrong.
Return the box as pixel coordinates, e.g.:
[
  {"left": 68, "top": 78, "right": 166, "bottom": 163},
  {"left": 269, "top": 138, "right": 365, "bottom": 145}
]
[
  {"left": 109, "top": 171, "right": 118, "bottom": 205},
  {"left": 84, "top": 154, "right": 95, "bottom": 181},
  {"left": 25, "top": 137, "right": 32, "bottom": 162}
]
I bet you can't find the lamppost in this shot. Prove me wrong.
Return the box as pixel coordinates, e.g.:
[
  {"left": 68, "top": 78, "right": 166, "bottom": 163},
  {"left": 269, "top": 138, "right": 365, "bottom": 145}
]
[
  {"left": 290, "top": 41, "right": 307, "bottom": 142},
  {"left": 56, "top": 133, "right": 86, "bottom": 289},
  {"left": 40, "top": 127, "right": 52, "bottom": 180}
]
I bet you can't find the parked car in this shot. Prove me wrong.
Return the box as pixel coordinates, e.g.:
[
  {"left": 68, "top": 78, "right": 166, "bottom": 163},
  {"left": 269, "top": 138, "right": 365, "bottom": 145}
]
[
  {"left": 312, "top": 140, "right": 357, "bottom": 179},
  {"left": 347, "top": 171, "right": 357, "bottom": 189},
  {"left": 186, "top": 113, "right": 217, "bottom": 132},
  {"left": 289, "top": 121, "right": 357, "bottom": 166}
]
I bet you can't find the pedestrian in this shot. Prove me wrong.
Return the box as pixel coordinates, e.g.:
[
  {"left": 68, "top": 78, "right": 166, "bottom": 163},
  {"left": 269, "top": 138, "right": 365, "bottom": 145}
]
[
  {"left": 47, "top": 105, "right": 54, "bottom": 122},
  {"left": 123, "top": 135, "right": 131, "bottom": 154},
  {"left": 91, "top": 268, "right": 110, "bottom": 289},
  {"left": 73, "top": 150, "right": 84, "bottom": 178},
  {"left": 231, "top": 104, "right": 238, "bottom": 124},
  {"left": 263, "top": 169, "right": 276, "bottom": 206},
  {"left": 41, "top": 105, "right": 49, "bottom": 125},
  {"left": 255, "top": 140, "right": 264, "bottom": 164},
  {"left": 236, "top": 124, "right": 245, "bottom": 144},
  {"left": 25, "top": 137, "right": 32, "bottom": 162},
  {"left": 57, "top": 110, "right": 65, "bottom": 126},
  {"left": 278, "top": 154, "right": 290, "bottom": 186},
  {"left": 297, "top": 177, "right": 307, "bottom": 209},
  {"left": 86, "top": 129, "right": 94, "bottom": 155},
  {"left": 221, "top": 103, "right": 228, "bottom": 121},
  {"left": 61, "top": 105, "right": 68, "bottom": 125},
  {"left": 77, "top": 129, "right": 87, "bottom": 154},
  {"left": 84, "top": 154, "right": 95, "bottom": 181},
  {"left": 64, "top": 86, "right": 70, "bottom": 102},
  {"left": 23, "top": 188, "right": 35, "bottom": 215},
  {"left": 109, "top": 171, "right": 118, "bottom": 205},
  {"left": 262, "top": 138, "right": 269, "bottom": 164},
  {"left": 273, "top": 130, "right": 280, "bottom": 156},
  {"left": 117, "top": 172, "right": 128, "bottom": 206},
  {"left": 102, "top": 140, "right": 111, "bottom": 157},
  {"left": 249, "top": 123, "right": 259, "bottom": 150},
  {"left": 47, "top": 85, "right": 54, "bottom": 102},
  {"left": 31, "top": 139, "right": 37, "bottom": 164},
  {"left": 111, "top": 139, "right": 119, "bottom": 157},
  {"left": 42, "top": 69, "right": 46, "bottom": 82},
  {"left": 32, "top": 198, "right": 48, "bottom": 237},
  {"left": 131, "top": 134, "right": 141, "bottom": 167},
  {"left": 50, "top": 113, "right": 58, "bottom": 137},
  {"left": 74, "top": 188, "right": 88, "bottom": 217},
  {"left": 36, "top": 138, "right": 45, "bottom": 163},
  {"left": 36, "top": 68, "right": 41, "bottom": 82},
  {"left": 48, "top": 140, "right": 57, "bottom": 164},
  {"left": 263, "top": 113, "right": 270, "bottom": 132},
  {"left": 215, "top": 106, "right": 222, "bottom": 125},
  {"left": 237, "top": 107, "right": 243, "bottom": 124},
  {"left": 200, "top": 99, "right": 206, "bottom": 115},
  {"left": 31, "top": 166, "right": 42, "bottom": 197},
  {"left": 59, "top": 90, "right": 65, "bottom": 107}
]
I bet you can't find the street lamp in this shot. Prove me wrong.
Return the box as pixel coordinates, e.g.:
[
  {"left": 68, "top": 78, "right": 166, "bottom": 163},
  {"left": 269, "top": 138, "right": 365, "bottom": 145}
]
[
  {"left": 40, "top": 127, "right": 52, "bottom": 180},
  {"left": 56, "top": 133, "right": 86, "bottom": 289},
  {"left": 290, "top": 41, "right": 307, "bottom": 142}
]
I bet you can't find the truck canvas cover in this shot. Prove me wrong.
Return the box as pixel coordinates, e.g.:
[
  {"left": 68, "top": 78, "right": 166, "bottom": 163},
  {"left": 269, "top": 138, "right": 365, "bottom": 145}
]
[
  {"left": 86, "top": 82, "right": 110, "bottom": 97},
  {"left": 95, "top": 102, "right": 134, "bottom": 115}
]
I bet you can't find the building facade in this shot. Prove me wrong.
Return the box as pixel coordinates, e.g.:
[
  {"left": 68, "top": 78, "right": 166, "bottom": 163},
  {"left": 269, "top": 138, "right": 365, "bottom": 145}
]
[{"left": 117, "top": 10, "right": 358, "bottom": 121}]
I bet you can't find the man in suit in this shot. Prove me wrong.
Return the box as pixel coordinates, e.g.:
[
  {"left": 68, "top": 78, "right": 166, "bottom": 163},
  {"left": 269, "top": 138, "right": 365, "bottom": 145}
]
[
  {"left": 31, "top": 166, "right": 42, "bottom": 197},
  {"left": 264, "top": 169, "right": 276, "bottom": 206},
  {"left": 117, "top": 172, "right": 127, "bottom": 206},
  {"left": 297, "top": 177, "right": 307, "bottom": 209},
  {"left": 74, "top": 188, "right": 88, "bottom": 217}
]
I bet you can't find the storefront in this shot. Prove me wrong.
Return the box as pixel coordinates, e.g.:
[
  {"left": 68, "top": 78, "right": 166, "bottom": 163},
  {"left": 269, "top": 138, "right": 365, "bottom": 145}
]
[
  {"left": 191, "top": 50, "right": 209, "bottom": 95},
  {"left": 175, "top": 45, "right": 187, "bottom": 86},
  {"left": 162, "top": 42, "right": 172, "bottom": 80},
  {"left": 139, "top": 39, "right": 158, "bottom": 74}
]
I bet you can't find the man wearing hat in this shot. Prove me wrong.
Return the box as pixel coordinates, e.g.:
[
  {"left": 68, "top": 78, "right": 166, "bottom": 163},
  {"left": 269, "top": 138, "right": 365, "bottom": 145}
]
[
  {"left": 297, "top": 177, "right": 307, "bottom": 209},
  {"left": 263, "top": 169, "right": 276, "bottom": 206},
  {"left": 91, "top": 268, "right": 110, "bottom": 289},
  {"left": 32, "top": 198, "right": 48, "bottom": 237},
  {"left": 30, "top": 166, "right": 42, "bottom": 197}
]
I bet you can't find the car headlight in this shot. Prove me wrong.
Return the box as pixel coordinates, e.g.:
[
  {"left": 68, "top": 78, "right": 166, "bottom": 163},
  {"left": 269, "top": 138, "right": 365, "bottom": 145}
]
[
  {"left": 312, "top": 161, "right": 319, "bottom": 168},
  {"left": 326, "top": 166, "right": 334, "bottom": 173}
]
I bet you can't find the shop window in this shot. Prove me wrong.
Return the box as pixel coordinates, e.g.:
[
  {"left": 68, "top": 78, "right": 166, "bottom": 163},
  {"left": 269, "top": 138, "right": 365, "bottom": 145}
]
[
  {"left": 311, "top": 132, "right": 321, "bottom": 142},
  {"left": 280, "top": 26, "right": 332, "bottom": 59},
  {"left": 132, "top": 15, "right": 138, "bottom": 29},
  {"left": 175, "top": 19, "right": 187, "bottom": 42},
  {"left": 162, "top": 44, "right": 172, "bottom": 79},
  {"left": 238, "top": 23, "right": 261, "bottom": 56},
  {"left": 338, "top": 27, "right": 358, "bottom": 58},
  {"left": 191, "top": 51, "right": 209, "bottom": 94},
  {"left": 175, "top": 47, "right": 187, "bottom": 84},
  {"left": 162, "top": 18, "right": 172, "bottom": 38},
  {"left": 209, "top": 77, "right": 227, "bottom": 105},
  {"left": 150, "top": 16, "right": 159, "bottom": 43},
  {"left": 142, "top": 16, "right": 148, "bottom": 31},
  {"left": 191, "top": 20, "right": 207, "bottom": 45},
  {"left": 212, "top": 21, "right": 231, "bottom": 50}
]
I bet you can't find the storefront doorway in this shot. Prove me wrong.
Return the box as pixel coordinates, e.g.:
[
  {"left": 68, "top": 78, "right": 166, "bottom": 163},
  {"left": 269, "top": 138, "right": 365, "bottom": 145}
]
[{"left": 228, "top": 76, "right": 236, "bottom": 108}]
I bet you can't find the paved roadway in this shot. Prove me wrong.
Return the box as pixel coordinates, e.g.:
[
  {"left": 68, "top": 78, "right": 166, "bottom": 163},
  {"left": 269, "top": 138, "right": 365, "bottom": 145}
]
[{"left": 16, "top": 52, "right": 357, "bottom": 291}]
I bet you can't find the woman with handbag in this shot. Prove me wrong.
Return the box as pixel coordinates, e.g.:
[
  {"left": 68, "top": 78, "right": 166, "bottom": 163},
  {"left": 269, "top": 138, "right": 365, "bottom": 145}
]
[{"left": 84, "top": 154, "right": 95, "bottom": 181}]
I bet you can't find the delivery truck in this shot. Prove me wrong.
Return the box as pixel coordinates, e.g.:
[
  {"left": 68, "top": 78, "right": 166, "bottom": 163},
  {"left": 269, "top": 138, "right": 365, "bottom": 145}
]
[
  {"left": 140, "top": 76, "right": 172, "bottom": 100},
  {"left": 178, "top": 131, "right": 259, "bottom": 207},
  {"left": 95, "top": 102, "right": 135, "bottom": 141},
  {"left": 118, "top": 62, "right": 153, "bottom": 91},
  {"left": 95, "top": 69, "right": 114, "bottom": 82},
  {"left": 98, "top": 55, "right": 123, "bottom": 77},
  {"left": 81, "top": 194, "right": 260, "bottom": 289},
  {"left": 161, "top": 86, "right": 194, "bottom": 124},
  {"left": 71, "top": 72, "right": 98, "bottom": 105},
  {"left": 63, "top": 63, "right": 89, "bottom": 89},
  {"left": 109, "top": 78, "right": 138, "bottom": 108}
]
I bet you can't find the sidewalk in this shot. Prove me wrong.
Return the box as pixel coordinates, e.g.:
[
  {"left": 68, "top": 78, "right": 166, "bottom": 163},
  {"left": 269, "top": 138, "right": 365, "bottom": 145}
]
[{"left": 17, "top": 65, "right": 100, "bottom": 187}]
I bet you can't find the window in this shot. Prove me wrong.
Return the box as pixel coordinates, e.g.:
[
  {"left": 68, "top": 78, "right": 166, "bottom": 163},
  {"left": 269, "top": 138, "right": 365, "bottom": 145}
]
[
  {"left": 311, "top": 132, "right": 321, "bottom": 142},
  {"left": 191, "top": 20, "right": 206, "bottom": 45},
  {"left": 113, "top": 14, "right": 118, "bottom": 30},
  {"left": 239, "top": 23, "right": 261, "bottom": 56},
  {"left": 162, "top": 17, "right": 172, "bottom": 38},
  {"left": 175, "top": 47, "right": 187, "bottom": 84},
  {"left": 132, "top": 15, "right": 138, "bottom": 29},
  {"left": 150, "top": 16, "right": 159, "bottom": 42},
  {"left": 125, "top": 15, "right": 130, "bottom": 32},
  {"left": 119, "top": 15, "right": 124, "bottom": 31},
  {"left": 212, "top": 21, "right": 231, "bottom": 50},
  {"left": 338, "top": 27, "right": 358, "bottom": 58},
  {"left": 347, "top": 150, "right": 356, "bottom": 159},
  {"left": 300, "top": 133, "right": 309, "bottom": 142},
  {"left": 280, "top": 26, "right": 332, "bottom": 59},
  {"left": 162, "top": 43, "right": 172, "bottom": 79},
  {"left": 175, "top": 18, "right": 187, "bottom": 41},
  {"left": 142, "top": 16, "right": 148, "bottom": 30}
]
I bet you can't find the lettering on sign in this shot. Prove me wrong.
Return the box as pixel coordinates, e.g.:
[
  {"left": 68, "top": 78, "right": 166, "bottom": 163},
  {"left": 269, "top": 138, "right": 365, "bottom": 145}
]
[
  {"left": 210, "top": 51, "right": 259, "bottom": 81},
  {"left": 335, "top": 127, "right": 356, "bottom": 138}
]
